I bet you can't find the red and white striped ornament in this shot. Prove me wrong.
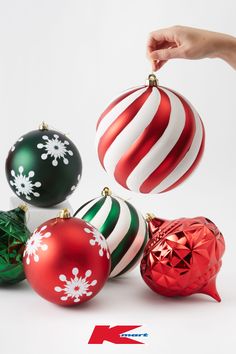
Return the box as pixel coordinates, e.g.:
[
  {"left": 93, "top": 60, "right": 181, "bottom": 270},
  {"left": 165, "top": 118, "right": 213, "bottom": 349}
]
[{"left": 96, "top": 74, "right": 205, "bottom": 194}]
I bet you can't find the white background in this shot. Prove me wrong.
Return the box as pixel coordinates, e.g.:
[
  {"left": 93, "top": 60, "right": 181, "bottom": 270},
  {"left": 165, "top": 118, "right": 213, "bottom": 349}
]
[{"left": 0, "top": 0, "right": 236, "bottom": 353}]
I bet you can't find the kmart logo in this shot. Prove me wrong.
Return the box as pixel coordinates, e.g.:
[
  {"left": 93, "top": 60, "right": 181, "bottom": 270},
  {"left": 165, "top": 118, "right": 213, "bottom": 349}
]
[{"left": 88, "top": 325, "right": 149, "bottom": 344}]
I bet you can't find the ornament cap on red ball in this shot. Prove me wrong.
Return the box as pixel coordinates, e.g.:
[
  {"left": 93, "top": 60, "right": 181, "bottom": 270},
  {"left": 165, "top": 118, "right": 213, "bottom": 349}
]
[
  {"left": 146, "top": 213, "right": 166, "bottom": 239},
  {"left": 146, "top": 74, "right": 159, "bottom": 87},
  {"left": 23, "top": 209, "right": 111, "bottom": 306},
  {"left": 141, "top": 214, "right": 225, "bottom": 302}
]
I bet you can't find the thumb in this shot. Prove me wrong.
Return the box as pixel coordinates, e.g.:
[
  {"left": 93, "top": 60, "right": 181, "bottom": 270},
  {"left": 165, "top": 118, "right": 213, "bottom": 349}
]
[{"left": 150, "top": 47, "right": 182, "bottom": 61}]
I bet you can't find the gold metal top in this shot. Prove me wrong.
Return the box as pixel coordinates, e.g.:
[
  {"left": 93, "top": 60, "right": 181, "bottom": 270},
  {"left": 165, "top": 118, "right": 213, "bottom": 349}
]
[
  {"left": 145, "top": 213, "right": 156, "bottom": 221},
  {"left": 59, "top": 208, "right": 71, "bottom": 219},
  {"left": 147, "top": 74, "right": 159, "bottom": 87},
  {"left": 39, "top": 121, "right": 49, "bottom": 131},
  {"left": 102, "top": 187, "right": 112, "bottom": 197},
  {"left": 18, "top": 203, "right": 28, "bottom": 213}
]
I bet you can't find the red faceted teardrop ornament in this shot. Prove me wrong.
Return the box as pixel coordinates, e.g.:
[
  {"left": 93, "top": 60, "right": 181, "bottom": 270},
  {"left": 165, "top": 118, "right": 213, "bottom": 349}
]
[{"left": 141, "top": 215, "right": 225, "bottom": 302}]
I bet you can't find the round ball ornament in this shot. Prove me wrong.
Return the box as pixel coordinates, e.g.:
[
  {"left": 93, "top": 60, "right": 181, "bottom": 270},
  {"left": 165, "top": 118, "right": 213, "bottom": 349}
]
[
  {"left": 6, "top": 122, "right": 82, "bottom": 207},
  {"left": 140, "top": 214, "right": 225, "bottom": 302},
  {"left": 96, "top": 74, "right": 205, "bottom": 194},
  {"left": 0, "top": 205, "right": 30, "bottom": 285},
  {"left": 23, "top": 209, "right": 110, "bottom": 306},
  {"left": 74, "top": 187, "right": 148, "bottom": 278}
]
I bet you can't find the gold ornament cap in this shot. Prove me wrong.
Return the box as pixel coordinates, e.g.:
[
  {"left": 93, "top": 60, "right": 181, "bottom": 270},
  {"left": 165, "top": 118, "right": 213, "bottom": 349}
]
[
  {"left": 39, "top": 121, "right": 49, "bottom": 131},
  {"left": 59, "top": 208, "right": 71, "bottom": 219},
  {"left": 102, "top": 187, "right": 112, "bottom": 196},
  {"left": 146, "top": 213, "right": 156, "bottom": 221},
  {"left": 147, "top": 73, "right": 159, "bottom": 87},
  {"left": 18, "top": 203, "right": 28, "bottom": 213}
]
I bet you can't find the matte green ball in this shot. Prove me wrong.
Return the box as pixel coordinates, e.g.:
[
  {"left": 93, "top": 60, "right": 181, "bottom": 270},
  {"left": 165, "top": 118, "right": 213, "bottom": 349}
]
[
  {"left": 0, "top": 206, "right": 30, "bottom": 285},
  {"left": 5, "top": 127, "right": 82, "bottom": 207}
]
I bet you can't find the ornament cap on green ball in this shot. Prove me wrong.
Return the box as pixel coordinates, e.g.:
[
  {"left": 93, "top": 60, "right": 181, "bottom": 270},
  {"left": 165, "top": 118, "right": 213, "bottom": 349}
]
[
  {"left": 38, "top": 121, "right": 49, "bottom": 131},
  {"left": 0, "top": 205, "right": 31, "bottom": 285},
  {"left": 101, "top": 186, "right": 112, "bottom": 196},
  {"left": 5, "top": 123, "right": 82, "bottom": 207}
]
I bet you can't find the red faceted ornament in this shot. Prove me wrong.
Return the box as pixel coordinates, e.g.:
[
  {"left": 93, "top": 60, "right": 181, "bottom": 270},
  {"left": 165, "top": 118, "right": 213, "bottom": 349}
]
[
  {"left": 23, "top": 209, "right": 111, "bottom": 306},
  {"left": 96, "top": 74, "right": 205, "bottom": 194},
  {"left": 141, "top": 215, "right": 225, "bottom": 301}
]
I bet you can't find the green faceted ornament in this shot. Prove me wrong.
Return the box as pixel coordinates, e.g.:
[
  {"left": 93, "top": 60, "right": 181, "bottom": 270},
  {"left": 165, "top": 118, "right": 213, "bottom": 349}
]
[
  {"left": 0, "top": 205, "right": 31, "bottom": 285},
  {"left": 5, "top": 122, "right": 82, "bottom": 207}
]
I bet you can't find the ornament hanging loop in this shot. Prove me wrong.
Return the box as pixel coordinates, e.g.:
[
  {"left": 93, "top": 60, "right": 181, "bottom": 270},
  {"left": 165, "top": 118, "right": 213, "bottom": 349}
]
[
  {"left": 59, "top": 208, "right": 71, "bottom": 219},
  {"left": 39, "top": 121, "right": 49, "bottom": 131},
  {"left": 146, "top": 213, "right": 156, "bottom": 221},
  {"left": 147, "top": 74, "right": 159, "bottom": 87},
  {"left": 18, "top": 203, "right": 28, "bottom": 213},
  {"left": 102, "top": 187, "right": 112, "bottom": 197}
]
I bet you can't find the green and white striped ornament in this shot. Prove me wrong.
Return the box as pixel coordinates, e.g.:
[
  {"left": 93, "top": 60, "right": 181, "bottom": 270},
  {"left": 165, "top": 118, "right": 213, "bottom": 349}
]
[{"left": 74, "top": 187, "right": 148, "bottom": 278}]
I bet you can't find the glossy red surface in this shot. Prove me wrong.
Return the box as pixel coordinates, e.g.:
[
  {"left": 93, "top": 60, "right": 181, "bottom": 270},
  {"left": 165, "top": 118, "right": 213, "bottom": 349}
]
[{"left": 141, "top": 216, "right": 225, "bottom": 301}]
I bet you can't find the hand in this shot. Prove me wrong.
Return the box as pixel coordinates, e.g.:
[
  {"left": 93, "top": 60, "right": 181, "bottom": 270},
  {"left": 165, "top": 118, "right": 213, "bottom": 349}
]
[{"left": 147, "top": 25, "right": 236, "bottom": 70}]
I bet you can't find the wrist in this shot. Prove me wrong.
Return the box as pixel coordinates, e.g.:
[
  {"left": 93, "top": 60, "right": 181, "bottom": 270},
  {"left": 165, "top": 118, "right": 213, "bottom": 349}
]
[{"left": 213, "top": 34, "right": 236, "bottom": 69}]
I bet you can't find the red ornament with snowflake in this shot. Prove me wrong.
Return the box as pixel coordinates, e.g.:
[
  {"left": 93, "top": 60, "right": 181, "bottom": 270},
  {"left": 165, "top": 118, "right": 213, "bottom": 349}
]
[{"left": 23, "top": 209, "right": 111, "bottom": 306}]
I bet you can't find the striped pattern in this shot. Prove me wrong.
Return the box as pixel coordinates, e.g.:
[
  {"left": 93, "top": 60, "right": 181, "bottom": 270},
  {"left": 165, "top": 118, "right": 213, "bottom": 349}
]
[
  {"left": 74, "top": 195, "right": 148, "bottom": 278},
  {"left": 96, "top": 85, "right": 205, "bottom": 193}
]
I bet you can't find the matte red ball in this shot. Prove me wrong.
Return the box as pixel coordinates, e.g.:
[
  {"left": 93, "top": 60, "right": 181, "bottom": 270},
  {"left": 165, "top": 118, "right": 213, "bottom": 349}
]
[
  {"left": 141, "top": 215, "right": 225, "bottom": 302},
  {"left": 23, "top": 213, "right": 111, "bottom": 306}
]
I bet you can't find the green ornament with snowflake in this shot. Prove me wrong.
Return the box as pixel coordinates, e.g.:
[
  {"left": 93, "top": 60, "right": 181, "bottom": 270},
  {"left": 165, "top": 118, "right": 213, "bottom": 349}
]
[
  {"left": 5, "top": 122, "right": 82, "bottom": 207},
  {"left": 0, "top": 205, "right": 30, "bottom": 285}
]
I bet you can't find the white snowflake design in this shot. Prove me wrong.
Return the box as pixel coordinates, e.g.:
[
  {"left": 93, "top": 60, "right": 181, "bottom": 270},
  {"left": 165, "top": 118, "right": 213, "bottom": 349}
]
[
  {"left": 54, "top": 267, "right": 97, "bottom": 303},
  {"left": 11, "top": 137, "right": 24, "bottom": 152},
  {"left": 23, "top": 225, "right": 51, "bottom": 265},
  {"left": 71, "top": 174, "right": 81, "bottom": 191},
  {"left": 84, "top": 225, "right": 110, "bottom": 259},
  {"left": 10, "top": 166, "right": 41, "bottom": 201},
  {"left": 37, "top": 134, "right": 73, "bottom": 166}
]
